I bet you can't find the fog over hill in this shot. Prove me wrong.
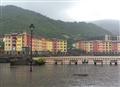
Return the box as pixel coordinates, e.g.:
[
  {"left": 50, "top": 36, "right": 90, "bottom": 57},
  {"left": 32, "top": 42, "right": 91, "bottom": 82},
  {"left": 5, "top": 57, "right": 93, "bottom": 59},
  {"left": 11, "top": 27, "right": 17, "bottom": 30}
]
[{"left": 92, "top": 20, "right": 120, "bottom": 35}]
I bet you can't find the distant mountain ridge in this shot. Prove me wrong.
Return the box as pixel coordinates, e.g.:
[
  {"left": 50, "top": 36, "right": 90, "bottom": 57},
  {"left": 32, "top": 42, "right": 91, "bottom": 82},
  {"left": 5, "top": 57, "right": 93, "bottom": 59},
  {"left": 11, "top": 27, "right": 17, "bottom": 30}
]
[
  {"left": 92, "top": 20, "right": 120, "bottom": 35},
  {"left": 0, "top": 5, "right": 111, "bottom": 39}
]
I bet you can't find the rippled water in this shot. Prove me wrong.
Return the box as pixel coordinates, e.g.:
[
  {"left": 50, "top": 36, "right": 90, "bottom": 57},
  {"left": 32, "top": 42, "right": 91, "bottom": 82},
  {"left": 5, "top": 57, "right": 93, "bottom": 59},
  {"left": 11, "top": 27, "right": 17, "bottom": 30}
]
[{"left": 0, "top": 63, "right": 120, "bottom": 87}]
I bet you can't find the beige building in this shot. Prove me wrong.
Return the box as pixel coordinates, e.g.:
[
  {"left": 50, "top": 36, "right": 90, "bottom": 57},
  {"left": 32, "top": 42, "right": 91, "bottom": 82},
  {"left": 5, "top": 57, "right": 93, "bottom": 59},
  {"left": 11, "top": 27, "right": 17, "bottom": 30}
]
[{"left": 4, "top": 34, "right": 12, "bottom": 52}]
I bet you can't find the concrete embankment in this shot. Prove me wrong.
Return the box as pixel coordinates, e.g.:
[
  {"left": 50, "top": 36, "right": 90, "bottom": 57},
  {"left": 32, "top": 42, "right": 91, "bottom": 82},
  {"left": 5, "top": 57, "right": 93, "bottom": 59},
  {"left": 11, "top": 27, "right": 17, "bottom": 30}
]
[
  {"left": 0, "top": 56, "right": 30, "bottom": 64},
  {"left": 0, "top": 57, "right": 10, "bottom": 63}
]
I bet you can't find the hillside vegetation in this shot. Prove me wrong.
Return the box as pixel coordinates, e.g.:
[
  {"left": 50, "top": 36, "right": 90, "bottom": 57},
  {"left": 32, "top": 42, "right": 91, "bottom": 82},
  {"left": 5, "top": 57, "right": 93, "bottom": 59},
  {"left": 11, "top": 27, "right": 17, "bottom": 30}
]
[{"left": 0, "top": 5, "right": 111, "bottom": 39}]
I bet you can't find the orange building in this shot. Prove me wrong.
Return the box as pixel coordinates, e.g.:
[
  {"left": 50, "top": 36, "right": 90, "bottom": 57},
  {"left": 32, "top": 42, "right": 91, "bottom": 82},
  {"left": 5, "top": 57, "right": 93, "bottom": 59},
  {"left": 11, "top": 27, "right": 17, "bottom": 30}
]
[
  {"left": 41, "top": 38, "right": 47, "bottom": 52},
  {"left": 75, "top": 41, "right": 93, "bottom": 53}
]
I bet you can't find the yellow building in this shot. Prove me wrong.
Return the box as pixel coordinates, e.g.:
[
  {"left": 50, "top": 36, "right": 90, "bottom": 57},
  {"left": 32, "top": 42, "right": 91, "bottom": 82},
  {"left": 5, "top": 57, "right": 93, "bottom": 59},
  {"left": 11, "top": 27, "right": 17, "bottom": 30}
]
[
  {"left": 40, "top": 38, "right": 67, "bottom": 53},
  {"left": 4, "top": 33, "right": 29, "bottom": 54},
  {"left": 59, "top": 40, "right": 67, "bottom": 52},
  {"left": 32, "top": 37, "right": 42, "bottom": 52},
  {"left": 52, "top": 39, "right": 67, "bottom": 52},
  {"left": 104, "top": 41, "right": 112, "bottom": 53},
  {"left": 40, "top": 38, "right": 47, "bottom": 51},
  {"left": 16, "top": 34, "right": 23, "bottom": 52},
  {"left": 4, "top": 32, "right": 68, "bottom": 54},
  {"left": 46, "top": 40, "right": 53, "bottom": 52},
  {"left": 32, "top": 38, "right": 37, "bottom": 52},
  {"left": 37, "top": 39, "right": 42, "bottom": 52}
]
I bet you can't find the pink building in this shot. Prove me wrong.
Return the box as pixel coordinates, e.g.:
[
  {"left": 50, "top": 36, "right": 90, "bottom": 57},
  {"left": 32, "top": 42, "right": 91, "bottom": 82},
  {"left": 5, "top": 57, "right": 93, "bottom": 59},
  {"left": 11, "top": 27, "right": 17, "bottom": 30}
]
[{"left": 75, "top": 40, "right": 120, "bottom": 54}]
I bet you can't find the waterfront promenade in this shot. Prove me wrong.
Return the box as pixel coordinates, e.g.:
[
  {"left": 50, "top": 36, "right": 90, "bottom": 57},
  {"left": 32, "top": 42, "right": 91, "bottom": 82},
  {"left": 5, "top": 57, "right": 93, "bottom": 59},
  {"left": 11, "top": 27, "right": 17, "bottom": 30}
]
[
  {"left": 34, "top": 56, "right": 120, "bottom": 65},
  {"left": 1, "top": 55, "right": 120, "bottom": 65}
]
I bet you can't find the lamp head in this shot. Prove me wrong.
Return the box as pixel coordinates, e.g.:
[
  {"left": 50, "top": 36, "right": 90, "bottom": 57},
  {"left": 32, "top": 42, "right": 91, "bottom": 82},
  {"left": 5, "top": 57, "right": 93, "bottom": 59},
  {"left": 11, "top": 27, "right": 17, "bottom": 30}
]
[{"left": 29, "top": 24, "right": 35, "bottom": 30}]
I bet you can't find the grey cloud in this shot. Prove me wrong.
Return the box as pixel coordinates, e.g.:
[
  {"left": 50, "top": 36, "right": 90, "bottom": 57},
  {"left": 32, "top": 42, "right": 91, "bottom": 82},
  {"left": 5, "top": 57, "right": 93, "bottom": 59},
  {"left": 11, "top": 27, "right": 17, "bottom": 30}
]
[{"left": 2, "top": 0, "right": 75, "bottom": 21}]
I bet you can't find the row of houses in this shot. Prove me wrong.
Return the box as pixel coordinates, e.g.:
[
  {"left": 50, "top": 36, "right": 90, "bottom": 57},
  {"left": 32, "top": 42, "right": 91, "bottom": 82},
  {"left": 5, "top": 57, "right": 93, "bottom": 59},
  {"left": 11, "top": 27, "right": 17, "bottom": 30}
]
[
  {"left": 74, "top": 35, "right": 120, "bottom": 54},
  {"left": 3, "top": 32, "right": 67, "bottom": 55},
  {"left": 2, "top": 33, "right": 120, "bottom": 55}
]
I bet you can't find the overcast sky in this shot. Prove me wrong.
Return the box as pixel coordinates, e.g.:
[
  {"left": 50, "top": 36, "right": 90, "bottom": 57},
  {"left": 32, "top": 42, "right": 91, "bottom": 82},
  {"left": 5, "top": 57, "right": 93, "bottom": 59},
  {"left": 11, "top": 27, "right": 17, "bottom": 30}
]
[{"left": 1, "top": 0, "right": 120, "bottom": 22}]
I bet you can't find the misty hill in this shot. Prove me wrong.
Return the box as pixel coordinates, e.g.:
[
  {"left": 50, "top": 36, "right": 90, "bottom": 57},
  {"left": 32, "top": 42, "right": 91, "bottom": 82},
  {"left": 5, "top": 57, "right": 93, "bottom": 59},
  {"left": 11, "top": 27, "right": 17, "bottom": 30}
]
[
  {"left": 0, "top": 5, "right": 111, "bottom": 39},
  {"left": 92, "top": 20, "right": 120, "bottom": 35}
]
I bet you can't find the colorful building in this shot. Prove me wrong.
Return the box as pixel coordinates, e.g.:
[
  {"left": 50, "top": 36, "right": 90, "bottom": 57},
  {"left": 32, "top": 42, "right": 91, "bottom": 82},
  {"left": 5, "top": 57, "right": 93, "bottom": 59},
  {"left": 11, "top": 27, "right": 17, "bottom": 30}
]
[
  {"left": 93, "top": 40, "right": 104, "bottom": 53},
  {"left": 3, "top": 32, "right": 67, "bottom": 54},
  {"left": 41, "top": 38, "right": 47, "bottom": 52},
  {"left": 75, "top": 40, "right": 120, "bottom": 54},
  {"left": 0, "top": 41, "right": 4, "bottom": 54},
  {"left": 46, "top": 40, "right": 53, "bottom": 52},
  {"left": 117, "top": 41, "right": 120, "bottom": 52},
  {"left": 112, "top": 41, "right": 118, "bottom": 53},
  {"left": 4, "top": 33, "right": 18, "bottom": 54},
  {"left": 16, "top": 34, "right": 23, "bottom": 52},
  {"left": 4, "top": 32, "right": 31, "bottom": 54},
  {"left": 75, "top": 41, "right": 93, "bottom": 53},
  {"left": 52, "top": 39, "right": 67, "bottom": 53}
]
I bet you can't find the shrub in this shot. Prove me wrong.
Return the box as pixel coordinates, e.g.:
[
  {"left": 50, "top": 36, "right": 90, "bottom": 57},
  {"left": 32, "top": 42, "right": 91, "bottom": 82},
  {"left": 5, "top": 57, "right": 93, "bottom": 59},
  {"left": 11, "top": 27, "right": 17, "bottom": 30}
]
[{"left": 35, "top": 58, "right": 45, "bottom": 65}]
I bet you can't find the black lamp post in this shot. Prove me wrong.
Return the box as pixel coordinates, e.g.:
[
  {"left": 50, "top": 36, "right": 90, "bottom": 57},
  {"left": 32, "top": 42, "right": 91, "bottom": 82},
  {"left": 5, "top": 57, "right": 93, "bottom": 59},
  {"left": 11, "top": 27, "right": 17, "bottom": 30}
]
[{"left": 29, "top": 24, "right": 35, "bottom": 72}]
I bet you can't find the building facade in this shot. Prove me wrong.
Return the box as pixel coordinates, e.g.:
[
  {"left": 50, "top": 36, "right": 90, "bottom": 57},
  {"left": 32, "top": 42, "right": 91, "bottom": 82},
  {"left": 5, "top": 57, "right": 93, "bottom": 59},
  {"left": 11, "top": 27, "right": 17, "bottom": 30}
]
[
  {"left": 0, "top": 40, "right": 4, "bottom": 54},
  {"left": 4, "top": 33, "right": 18, "bottom": 54},
  {"left": 52, "top": 39, "right": 67, "bottom": 53},
  {"left": 75, "top": 40, "right": 120, "bottom": 54},
  {"left": 3, "top": 32, "right": 67, "bottom": 54}
]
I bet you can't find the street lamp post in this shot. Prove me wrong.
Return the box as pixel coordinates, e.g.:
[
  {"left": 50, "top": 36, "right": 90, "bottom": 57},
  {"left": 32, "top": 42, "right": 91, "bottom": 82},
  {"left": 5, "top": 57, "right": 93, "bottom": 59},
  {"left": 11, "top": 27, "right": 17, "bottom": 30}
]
[{"left": 29, "top": 24, "right": 35, "bottom": 72}]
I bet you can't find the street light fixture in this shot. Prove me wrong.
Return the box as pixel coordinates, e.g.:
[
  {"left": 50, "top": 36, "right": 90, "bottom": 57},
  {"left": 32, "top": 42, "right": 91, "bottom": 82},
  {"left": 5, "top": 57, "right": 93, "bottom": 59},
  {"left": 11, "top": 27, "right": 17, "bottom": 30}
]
[{"left": 29, "top": 24, "right": 35, "bottom": 72}]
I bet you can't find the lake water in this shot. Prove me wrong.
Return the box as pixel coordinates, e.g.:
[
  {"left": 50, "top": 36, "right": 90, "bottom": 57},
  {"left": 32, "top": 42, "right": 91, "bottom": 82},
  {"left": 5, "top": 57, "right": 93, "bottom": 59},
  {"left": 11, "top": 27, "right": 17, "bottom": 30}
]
[{"left": 0, "top": 63, "right": 120, "bottom": 87}]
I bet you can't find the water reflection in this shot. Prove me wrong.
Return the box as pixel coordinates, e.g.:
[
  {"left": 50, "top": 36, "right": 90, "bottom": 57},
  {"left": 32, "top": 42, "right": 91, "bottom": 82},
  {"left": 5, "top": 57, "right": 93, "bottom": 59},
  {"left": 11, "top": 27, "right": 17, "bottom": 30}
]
[{"left": 0, "top": 64, "right": 120, "bottom": 87}]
